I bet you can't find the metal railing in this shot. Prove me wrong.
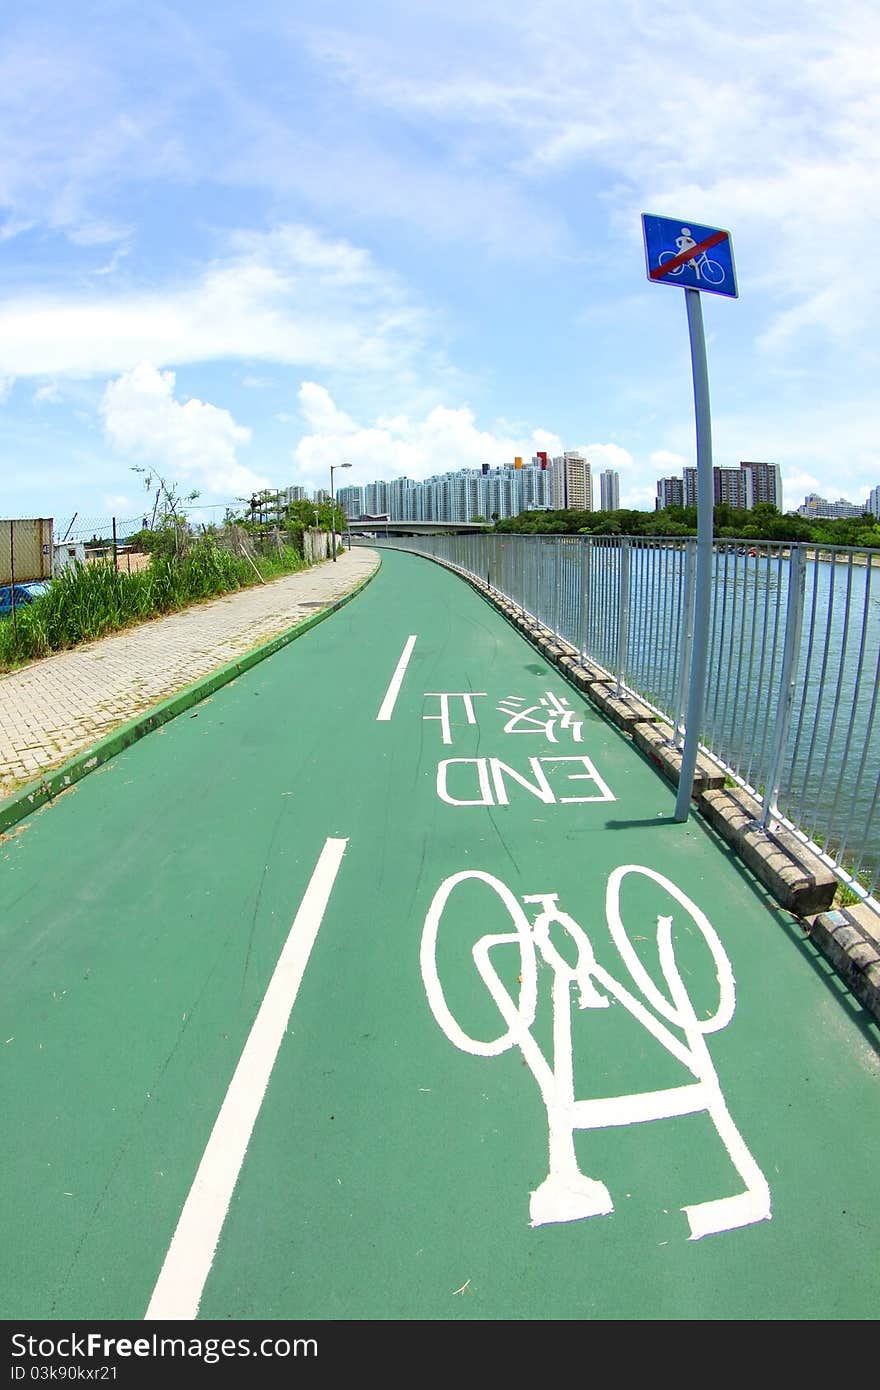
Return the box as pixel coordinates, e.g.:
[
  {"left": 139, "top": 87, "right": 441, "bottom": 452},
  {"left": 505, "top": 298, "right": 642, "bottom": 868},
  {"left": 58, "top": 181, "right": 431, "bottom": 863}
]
[{"left": 359, "top": 533, "right": 880, "bottom": 910}]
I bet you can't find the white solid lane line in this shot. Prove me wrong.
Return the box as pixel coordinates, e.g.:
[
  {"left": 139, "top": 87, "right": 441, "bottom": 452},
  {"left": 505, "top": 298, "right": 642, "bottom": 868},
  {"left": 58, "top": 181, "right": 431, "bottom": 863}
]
[
  {"left": 145, "top": 836, "right": 349, "bottom": 1321},
  {"left": 376, "top": 634, "right": 417, "bottom": 721}
]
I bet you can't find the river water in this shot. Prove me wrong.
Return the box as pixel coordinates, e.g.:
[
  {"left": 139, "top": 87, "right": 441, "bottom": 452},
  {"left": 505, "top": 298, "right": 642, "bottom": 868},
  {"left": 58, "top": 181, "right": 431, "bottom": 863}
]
[{"left": 523, "top": 538, "right": 880, "bottom": 890}]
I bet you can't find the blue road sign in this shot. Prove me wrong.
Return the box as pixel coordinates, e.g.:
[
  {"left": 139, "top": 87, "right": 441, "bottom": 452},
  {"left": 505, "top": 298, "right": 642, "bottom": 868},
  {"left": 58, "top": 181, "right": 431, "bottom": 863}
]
[{"left": 642, "top": 214, "right": 738, "bottom": 298}]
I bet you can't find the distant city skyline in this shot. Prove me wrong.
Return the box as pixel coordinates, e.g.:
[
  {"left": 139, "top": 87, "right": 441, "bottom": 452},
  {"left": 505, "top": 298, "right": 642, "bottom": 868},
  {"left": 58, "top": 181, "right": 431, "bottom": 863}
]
[
  {"left": 35, "top": 451, "right": 880, "bottom": 540},
  {"left": 336, "top": 456, "right": 555, "bottom": 524},
  {"left": 655, "top": 461, "right": 783, "bottom": 512},
  {"left": 334, "top": 455, "right": 880, "bottom": 527}
]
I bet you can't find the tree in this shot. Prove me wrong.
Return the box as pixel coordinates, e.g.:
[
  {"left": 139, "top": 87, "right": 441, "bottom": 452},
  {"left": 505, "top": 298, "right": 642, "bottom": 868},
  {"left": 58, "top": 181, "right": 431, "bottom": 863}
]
[
  {"left": 131, "top": 466, "right": 200, "bottom": 558},
  {"left": 463, "top": 502, "right": 880, "bottom": 549},
  {"left": 285, "top": 499, "right": 319, "bottom": 530},
  {"left": 132, "top": 465, "right": 199, "bottom": 522}
]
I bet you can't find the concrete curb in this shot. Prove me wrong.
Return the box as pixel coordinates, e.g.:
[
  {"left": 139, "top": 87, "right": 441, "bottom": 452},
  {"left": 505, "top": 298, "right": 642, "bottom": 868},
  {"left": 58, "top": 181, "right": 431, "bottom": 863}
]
[
  {"left": 0, "top": 562, "right": 379, "bottom": 838},
  {"left": 806, "top": 904, "right": 880, "bottom": 1018},
  {"left": 632, "top": 720, "right": 726, "bottom": 795},
  {"left": 698, "top": 787, "right": 837, "bottom": 917},
  {"left": 395, "top": 548, "right": 874, "bottom": 1019}
]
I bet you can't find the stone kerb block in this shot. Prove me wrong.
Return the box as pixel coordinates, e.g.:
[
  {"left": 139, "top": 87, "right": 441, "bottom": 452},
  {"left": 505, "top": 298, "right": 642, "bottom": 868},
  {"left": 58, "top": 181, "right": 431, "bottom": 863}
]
[
  {"left": 699, "top": 787, "right": 837, "bottom": 917},
  {"left": 808, "top": 905, "right": 880, "bottom": 1022},
  {"left": 587, "top": 684, "right": 660, "bottom": 734},
  {"left": 632, "top": 721, "right": 726, "bottom": 795}
]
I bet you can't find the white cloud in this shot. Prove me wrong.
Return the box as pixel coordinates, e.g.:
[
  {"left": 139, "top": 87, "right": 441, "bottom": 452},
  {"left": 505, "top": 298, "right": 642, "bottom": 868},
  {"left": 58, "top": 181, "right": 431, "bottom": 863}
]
[
  {"left": 309, "top": 3, "right": 880, "bottom": 348},
  {"left": 780, "top": 468, "right": 869, "bottom": 514},
  {"left": 627, "top": 481, "right": 665, "bottom": 511},
  {"left": 782, "top": 469, "right": 823, "bottom": 514},
  {"left": 0, "top": 217, "right": 35, "bottom": 242},
  {"left": 91, "top": 245, "right": 131, "bottom": 277},
  {"left": 99, "top": 362, "right": 266, "bottom": 502},
  {"left": 292, "top": 382, "right": 563, "bottom": 488},
  {"left": 0, "top": 224, "right": 433, "bottom": 382},
  {"left": 291, "top": 386, "right": 660, "bottom": 506},
  {"left": 650, "top": 449, "right": 689, "bottom": 472},
  {"left": 580, "top": 443, "right": 635, "bottom": 473},
  {"left": 1, "top": 3, "right": 877, "bottom": 522},
  {"left": 0, "top": 22, "right": 190, "bottom": 247},
  {"left": 32, "top": 383, "right": 60, "bottom": 405},
  {"left": 298, "top": 382, "right": 360, "bottom": 437}
]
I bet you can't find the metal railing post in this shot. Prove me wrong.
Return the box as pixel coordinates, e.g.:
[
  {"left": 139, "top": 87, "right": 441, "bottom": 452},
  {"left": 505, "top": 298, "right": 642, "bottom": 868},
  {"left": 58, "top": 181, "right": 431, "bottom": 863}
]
[
  {"left": 761, "top": 543, "right": 807, "bottom": 827},
  {"left": 616, "top": 538, "right": 631, "bottom": 697},
  {"left": 674, "top": 539, "right": 697, "bottom": 748},
  {"left": 579, "top": 536, "right": 591, "bottom": 661}
]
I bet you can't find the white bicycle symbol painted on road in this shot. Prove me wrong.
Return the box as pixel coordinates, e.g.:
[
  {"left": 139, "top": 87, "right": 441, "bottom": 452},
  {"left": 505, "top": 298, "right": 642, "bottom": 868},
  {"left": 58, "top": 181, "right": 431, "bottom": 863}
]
[{"left": 420, "top": 865, "right": 771, "bottom": 1241}]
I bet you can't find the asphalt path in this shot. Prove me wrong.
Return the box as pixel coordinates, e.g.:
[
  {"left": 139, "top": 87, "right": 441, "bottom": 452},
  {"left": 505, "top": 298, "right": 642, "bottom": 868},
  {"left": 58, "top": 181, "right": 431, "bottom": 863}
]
[{"left": 2, "top": 547, "right": 879, "bottom": 1325}]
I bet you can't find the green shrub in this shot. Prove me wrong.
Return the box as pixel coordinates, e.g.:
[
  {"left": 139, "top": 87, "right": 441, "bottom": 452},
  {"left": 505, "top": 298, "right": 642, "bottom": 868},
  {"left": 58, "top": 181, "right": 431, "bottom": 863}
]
[{"left": 0, "top": 537, "right": 309, "bottom": 670}]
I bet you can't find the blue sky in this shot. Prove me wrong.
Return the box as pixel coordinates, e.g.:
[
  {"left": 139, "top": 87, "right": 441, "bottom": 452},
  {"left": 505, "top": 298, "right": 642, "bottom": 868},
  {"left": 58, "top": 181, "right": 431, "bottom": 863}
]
[{"left": 1, "top": 0, "right": 878, "bottom": 533}]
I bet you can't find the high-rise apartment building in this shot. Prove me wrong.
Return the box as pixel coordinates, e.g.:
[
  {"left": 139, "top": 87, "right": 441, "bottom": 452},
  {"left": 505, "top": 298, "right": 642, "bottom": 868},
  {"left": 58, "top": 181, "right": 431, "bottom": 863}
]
[
  {"left": 656, "top": 477, "right": 684, "bottom": 509},
  {"left": 599, "top": 469, "right": 620, "bottom": 510},
  {"left": 867, "top": 485, "right": 880, "bottom": 519},
  {"left": 796, "top": 494, "right": 864, "bottom": 519},
  {"left": 740, "top": 461, "right": 782, "bottom": 509},
  {"left": 521, "top": 463, "right": 552, "bottom": 510},
  {"left": 680, "top": 463, "right": 783, "bottom": 511},
  {"left": 397, "top": 477, "right": 425, "bottom": 521},
  {"left": 364, "top": 480, "right": 389, "bottom": 516},
  {"left": 515, "top": 454, "right": 552, "bottom": 510},
  {"left": 683, "top": 466, "right": 748, "bottom": 508},
  {"left": 551, "top": 452, "right": 592, "bottom": 510},
  {"left": 435, "top": 469, "right": 476, "bottom": 523},
  {"left": 718, "top": 469, "right": 749, "bottom": 508},
  {"left": 323, "top": 458, "right": 561, "bottom": 526},
  {"left": 336, "top": 484, "right": 365, "bottom": 519}
]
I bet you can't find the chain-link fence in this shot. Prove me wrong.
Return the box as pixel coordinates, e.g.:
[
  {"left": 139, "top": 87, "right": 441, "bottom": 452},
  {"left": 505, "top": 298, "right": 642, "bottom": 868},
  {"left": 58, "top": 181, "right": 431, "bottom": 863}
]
[
  {"left": 52, "top": 512, "right": 334, "bottom": 570},
  {"left": 56, "top": 507, "right": 235, "bottom": 546}
]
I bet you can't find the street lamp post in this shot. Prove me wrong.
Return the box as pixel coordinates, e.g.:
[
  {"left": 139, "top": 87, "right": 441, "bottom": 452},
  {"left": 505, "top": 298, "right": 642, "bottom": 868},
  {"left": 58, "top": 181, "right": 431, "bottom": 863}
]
[{"left": 329, "top": 463, "right": 351, "bottom": 562}]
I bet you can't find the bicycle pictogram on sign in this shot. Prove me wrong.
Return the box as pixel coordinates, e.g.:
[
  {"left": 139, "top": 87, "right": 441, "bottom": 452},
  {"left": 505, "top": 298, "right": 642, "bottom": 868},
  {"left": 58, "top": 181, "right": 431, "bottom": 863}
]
[{"left": 642, "top": 214, "right": 738, "bottom": 298}]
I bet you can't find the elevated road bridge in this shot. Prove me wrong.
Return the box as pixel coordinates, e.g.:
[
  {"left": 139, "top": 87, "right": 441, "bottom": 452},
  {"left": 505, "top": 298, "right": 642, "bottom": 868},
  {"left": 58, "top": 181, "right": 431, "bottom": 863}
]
[{"left": 346, "top": 518, "right": 491, "bottom": 536}]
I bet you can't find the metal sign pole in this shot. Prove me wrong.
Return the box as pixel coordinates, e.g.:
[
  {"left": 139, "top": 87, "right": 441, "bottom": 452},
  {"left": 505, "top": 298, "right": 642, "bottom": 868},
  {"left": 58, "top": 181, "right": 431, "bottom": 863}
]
[
  {"left": 641, "top": 213, "right": 735, "bottom": 822},
  {"left": 674, "top": 286, "right": 714, "bottom": 822}
]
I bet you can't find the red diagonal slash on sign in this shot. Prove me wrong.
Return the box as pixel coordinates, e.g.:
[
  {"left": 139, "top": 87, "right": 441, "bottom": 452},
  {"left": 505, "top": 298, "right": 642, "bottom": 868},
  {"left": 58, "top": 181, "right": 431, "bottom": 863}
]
[{"left": 650, "top": 229, "right": 728, "bottom": 280}]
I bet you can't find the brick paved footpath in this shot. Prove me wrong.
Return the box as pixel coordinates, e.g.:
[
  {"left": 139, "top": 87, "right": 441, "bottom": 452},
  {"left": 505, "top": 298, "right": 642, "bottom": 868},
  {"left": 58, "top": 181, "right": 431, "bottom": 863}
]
[{"left": 0, "top": 547, "right": 379, "bottom": 798}]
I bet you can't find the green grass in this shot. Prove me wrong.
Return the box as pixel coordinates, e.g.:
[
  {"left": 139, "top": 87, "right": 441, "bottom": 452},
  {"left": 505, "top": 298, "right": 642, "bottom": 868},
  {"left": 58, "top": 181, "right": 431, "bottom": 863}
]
[
  {"left": 803, "top": 824, "right": 875, "bottom": 909},
  {"left": 833, "top": 867, "right": 874, "bottom": 910},
  {"left": 0, "top": 539, "right": 309, "bottom": 671}
]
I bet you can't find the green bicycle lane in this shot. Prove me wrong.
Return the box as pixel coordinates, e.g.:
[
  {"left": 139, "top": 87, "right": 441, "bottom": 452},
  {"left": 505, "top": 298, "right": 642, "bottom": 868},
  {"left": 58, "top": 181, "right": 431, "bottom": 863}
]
[{"left": 1, "top": 546, "right": 879, "bottom": 1322}]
